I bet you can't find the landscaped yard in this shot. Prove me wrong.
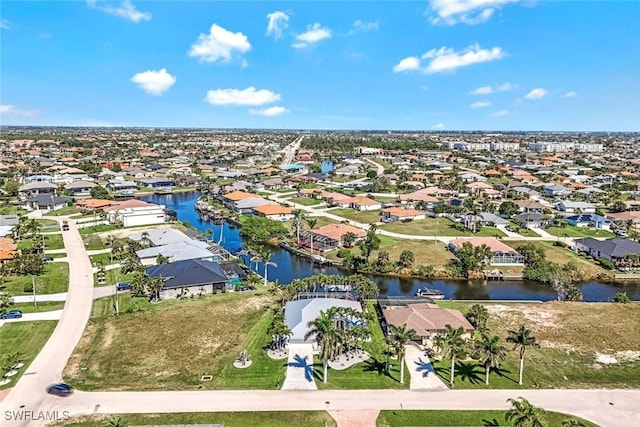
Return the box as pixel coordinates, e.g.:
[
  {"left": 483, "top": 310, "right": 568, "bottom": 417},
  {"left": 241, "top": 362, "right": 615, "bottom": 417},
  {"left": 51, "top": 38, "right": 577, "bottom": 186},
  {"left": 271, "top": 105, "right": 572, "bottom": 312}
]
[
  {"left": 55, "top": 412, "right": 336, "bottom": 427},
  {"left": 503, "top": 240, "right": 607, "bottom": 278},
  {"left": 0, "top": 321, "right": 57, "bottom": 390},
  {"left": 64, "top": 292, "right": 287, "bottom": 391},
  {"left": 432, "top": 301, "right": 640, "bottom": 389},
  {"left": 289, "top": 197, "right": 324, "bottom": 206},
  {"left": 17, "top": 233, "right": 65, "bottom": 251},
  {"left": 330, "top": 208, "right": 382, "bottom": 225},
  {"left": 314, "top": 301, "right": 409, "bottom": 390},
  {"left": 545, "top": 225, "right": 615, "bottom": 238},
  {"left": 1, "top": 262, "right": 69, "bottom": 295},
  {"left": 377, "top": 410, "right": 596, "bottom": 427},
  {"left": 380, "top": 217, "right": 506, "bottom": 238}
]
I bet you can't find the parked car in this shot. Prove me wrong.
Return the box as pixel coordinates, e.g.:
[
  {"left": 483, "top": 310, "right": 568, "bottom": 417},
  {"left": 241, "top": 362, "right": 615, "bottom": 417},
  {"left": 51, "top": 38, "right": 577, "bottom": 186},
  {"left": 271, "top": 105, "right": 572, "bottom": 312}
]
[
  {"left": 62, "top": 224, "right": 70, "bottom": 231},
  {"left": 0, "top": 310, "right": 23, "bottom": 319},
  {"left": 42, "top": 256, "right": 54, "bottom": 262},
  {"left": 46, "top": 383, "right": 73, "bottom": 397},
  {"left": 615, "top": 229, "right": 628, "bottom": 237},
  {"left": 116, "top": 282, "right": 131, "bottom": 291}
]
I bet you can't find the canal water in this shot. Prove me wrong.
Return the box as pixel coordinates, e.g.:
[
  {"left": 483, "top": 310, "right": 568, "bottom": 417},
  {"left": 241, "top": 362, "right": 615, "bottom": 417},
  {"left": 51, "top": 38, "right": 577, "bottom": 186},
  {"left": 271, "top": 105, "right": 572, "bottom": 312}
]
[{"left": 141, "top": 191, "right": 640, "bottom": 302}]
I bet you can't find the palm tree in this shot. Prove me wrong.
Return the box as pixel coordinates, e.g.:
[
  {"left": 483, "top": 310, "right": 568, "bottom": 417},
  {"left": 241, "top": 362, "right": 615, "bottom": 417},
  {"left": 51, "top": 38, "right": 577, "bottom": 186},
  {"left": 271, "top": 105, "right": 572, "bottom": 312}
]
[
  {"left": 130, "top": 271, "right": 146, "bottom": 296},
  {"left": 156, "top": 254, "right": 170, "bottom": 264},
  {"left": 140, "top": 231, "right": 151, "bottom": 247},
  {"left": 292, "top": 209, "right": 306, "bottom": 245},
  {"left": 304, "top": 310, "right": 339, "bottom": 383},
  {"left": 306, "top": 217, "right": 318, "bottom": 230},
  {"left": 472, "top": 333, "right": 507, "bottom": 385},
  {"left": 388, "top": 324, "right": 418, "bottom": 384},
  {"left": 120, "top": 253, "right": 142, "bottom": 275},
  {"left": 507, "top": 326, "right": 539, "bottom": 385},
  {"left": 103, "top": 415, "right": 128, "bottom": 427},
  {"left": 505, "top": 397, "right": 546, "bottom": 427},
  {"left": 146, "top": 277, "right": 164, "bottom": 301},
  {"left": 440, "top": 325, "right": 468, "bottom": 387}
]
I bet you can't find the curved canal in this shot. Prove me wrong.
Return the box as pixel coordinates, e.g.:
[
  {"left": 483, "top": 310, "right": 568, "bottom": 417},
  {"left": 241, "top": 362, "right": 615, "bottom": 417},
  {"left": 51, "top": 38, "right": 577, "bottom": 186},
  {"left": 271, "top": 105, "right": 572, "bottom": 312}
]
[{"left": 141, "top": 191, "right": 640, "bottom": 302}]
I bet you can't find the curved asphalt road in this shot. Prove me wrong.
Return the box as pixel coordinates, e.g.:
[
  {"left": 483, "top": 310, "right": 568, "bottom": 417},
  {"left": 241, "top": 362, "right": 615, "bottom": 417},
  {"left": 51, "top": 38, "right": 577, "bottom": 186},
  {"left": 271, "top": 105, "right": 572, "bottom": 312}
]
[{"left": 0, "top": 216, "right": 638, "bottom": 427}]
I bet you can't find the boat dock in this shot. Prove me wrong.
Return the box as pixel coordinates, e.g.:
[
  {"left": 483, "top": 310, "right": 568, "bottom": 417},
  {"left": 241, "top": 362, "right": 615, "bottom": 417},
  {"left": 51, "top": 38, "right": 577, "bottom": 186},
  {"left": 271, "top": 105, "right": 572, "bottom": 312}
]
[{"left": 279, "top": 242, "right": 342, "bottom": 266}]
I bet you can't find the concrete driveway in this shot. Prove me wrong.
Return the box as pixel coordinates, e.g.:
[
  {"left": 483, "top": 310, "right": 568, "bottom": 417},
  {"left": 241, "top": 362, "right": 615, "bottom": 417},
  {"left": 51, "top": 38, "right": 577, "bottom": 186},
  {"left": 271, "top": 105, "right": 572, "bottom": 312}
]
[{"left": 1, "top": 310, "right": 63, "bottom": 324}]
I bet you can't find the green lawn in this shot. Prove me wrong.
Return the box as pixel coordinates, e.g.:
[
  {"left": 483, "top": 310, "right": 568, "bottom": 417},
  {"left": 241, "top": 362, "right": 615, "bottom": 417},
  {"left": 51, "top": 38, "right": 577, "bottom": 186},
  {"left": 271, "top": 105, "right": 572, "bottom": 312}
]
[
  {"left": 36, "top": 218, "right": 61, "bottom": 229},
  {"left": 330, "top": 208, "right": 382, "bottom": 224},
  {"left": 0, "top": 321, "right": 57, "bottom": 390},
  {"left": 433, "top": 301, "right": 640, "bottom": 389},
  {"left": 315, "top": 301, "right": 410, "bottom": 390},
  {"left": 82, "top": 234, "right": 106, "bottom": 251},
  {"left": 7, "top": 301, "right": 65, "bottom": 313},
  {"left": 0, "top": 205, "right": 27, "bottom": 215},
  {"left": 79, "top": 224, "right": 118, "bottom": 234},
  {"left": 377, "top": 410, "right": 596, "bottom": 427},
  {"left": 64, "top": 291, "right": 286, "bottom": 391},
  {"left": 508, "top": 222, "right": 539, "bottom": 237},
  {"left": 380, "top": 217, "right": 506, "bottom": 237},
  {"left": 89, "top": 252, "right": 115, "bottom": 267},
  {"left": 56, "top": 412, "right": 336, "bottom": 427},
  {"left": 290, "top": 197, "right": 324, "bottom": 206},
  {"left": 546, "top": 225, "right": 615, "bottom": 238},
  {"left": 45, "top": 205, "right": 81, "bottom": 216},
  {"left": 94, "top": 270, "right": 134, "bottom": 287},
  {"left": 17, "top": 233, "right": 65, "bottom": 251},
  {"left": 0, "top": 262, "right": 69, "bottom": 295}
]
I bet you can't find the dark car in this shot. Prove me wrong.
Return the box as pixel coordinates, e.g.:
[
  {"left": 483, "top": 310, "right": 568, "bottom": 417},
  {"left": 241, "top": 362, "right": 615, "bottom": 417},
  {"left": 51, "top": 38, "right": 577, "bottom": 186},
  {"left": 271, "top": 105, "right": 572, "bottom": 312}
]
[
  {"left": 42, "top": 256, "right": 54, "bottom": 262},
  {"left": 116, "top": 282, "right": 131, "bottom": 291},
  {"left": 0, "top": 310, "right": 23, "bottom": 319},
  {"left": 62, "top": 224, "right": 70, "bottom": 231},
  {"left": 46, "top": 383, "right": 73, "bottom": 397}
]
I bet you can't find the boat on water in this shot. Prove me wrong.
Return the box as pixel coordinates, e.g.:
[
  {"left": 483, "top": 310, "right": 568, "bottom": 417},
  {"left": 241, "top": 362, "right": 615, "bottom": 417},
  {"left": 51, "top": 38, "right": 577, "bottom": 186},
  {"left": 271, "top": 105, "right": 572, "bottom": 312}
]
[{"left": 415, "top": 287, "right": 445, "bottom": 300}]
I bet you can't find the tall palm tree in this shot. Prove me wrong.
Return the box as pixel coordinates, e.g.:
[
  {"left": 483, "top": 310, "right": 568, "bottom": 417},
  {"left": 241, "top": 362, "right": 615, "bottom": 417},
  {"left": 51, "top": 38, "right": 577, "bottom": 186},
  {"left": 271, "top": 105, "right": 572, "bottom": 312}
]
[
  {"left": 292, "top": 209, "right": 306, "bottom": 245},
  {"left": 306, "top": 217, "right": 318, "bottom": 230},
  {"left": 304, "top": 310, "right": 339, "bottom": 383},
  {"left": 507, "top": 326, "right": 539, "bottom": 385},
  {"left": 472, "top": 333, "right": 507, "bottom": 385},
  {"left": 388, "top": 324, "right": 418, "bottom": 384},
  {"left": 505, "top": 397, "right": 546, "bottom": 427},
  {"left": 120, "top": 253, "right": 142, "bottom": 275},
  {"left": 440, "top": 325, "right": 468, "bottom": 387}
]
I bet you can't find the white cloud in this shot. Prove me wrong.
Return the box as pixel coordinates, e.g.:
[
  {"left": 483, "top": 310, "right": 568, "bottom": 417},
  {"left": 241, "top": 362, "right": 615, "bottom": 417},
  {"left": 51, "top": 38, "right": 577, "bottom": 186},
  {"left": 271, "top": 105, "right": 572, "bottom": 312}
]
[
  {"left": 292, "top": 23, "right": 331, "bottom": 48},
  {"left": 189, "top": 24, "right": 251, "bottom": 63},
  {"left": 393, "top": 56, "right": 421, "bottom": 73},
  {"left": 431, "top": 123, "right": 446, "bottom": 129},
  {"left": 422, "top": 44, "right": 505, "bottom": 74},
  {"left": 0, "top": 19, "right": 10, "bottom": 30},
  {"left": 562, "top": 91, "right": 578, "bottom": 98},
  {"left": 131, "top": 68, "right": 176, "bottom": 95},
  {"left": 491, "top": 109, "right": 509, "bottom": 117},
  {"left": 428, "top": 0, "right": 519, "bottom": 25},
  {"left": 249, "top": 106, "right": 289, "bottom": 116},
  {"left": 204, "top": 87, "right": 281, "bottom": 106},
  {"left": 266, "top": 11, "right": 289, "bottom": 39},
  {"left": 525, "top": 88, "right": 548, "bottom": 100},
  {"left": 469, "top": 86, "right": 494, "bottom": 95},
  {"left": 348, "top": 19, "right": 380, "bottom": 35},
  {"left": 470, "top": 101, "right": 491, "bottom": 108},
  {"left": 496, "top": 82, "right": 514, "bottom": 92},
  {"left": 0, "top": 105, "right": 40, "bottom": 117},
  {"left": 87, "top": 0, "right": 151, "bottom": 23}
]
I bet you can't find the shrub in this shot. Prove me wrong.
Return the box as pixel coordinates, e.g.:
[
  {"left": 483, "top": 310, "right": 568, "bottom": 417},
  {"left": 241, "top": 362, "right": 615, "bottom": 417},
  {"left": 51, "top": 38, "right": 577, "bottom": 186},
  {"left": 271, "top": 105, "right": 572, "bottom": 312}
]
[
  {"left": 553, "top": 240, "right": 567, "bottom": 248},
  {"left": 612, "top": 292, "right": 631, "bottom": 304},
  {"left": 599, "top": 258, "right": 615, "bottom": 270},
  {"left": 336, "top": 249, "right": 351, "bottom": 259}
]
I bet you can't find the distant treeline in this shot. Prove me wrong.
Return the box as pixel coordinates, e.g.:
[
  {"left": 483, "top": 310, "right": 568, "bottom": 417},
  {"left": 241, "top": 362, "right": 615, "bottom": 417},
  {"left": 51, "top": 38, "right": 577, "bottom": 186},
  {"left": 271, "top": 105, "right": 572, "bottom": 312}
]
[{"left": 300, "top": 135, "right": 441, "bottom": 152}]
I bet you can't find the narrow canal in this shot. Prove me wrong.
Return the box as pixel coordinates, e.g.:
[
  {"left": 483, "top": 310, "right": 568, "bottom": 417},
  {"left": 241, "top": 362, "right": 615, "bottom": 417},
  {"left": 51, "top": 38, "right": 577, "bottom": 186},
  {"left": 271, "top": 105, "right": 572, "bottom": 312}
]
[{"left": 141, "top": 191, "right": 640, "bottom": 302}]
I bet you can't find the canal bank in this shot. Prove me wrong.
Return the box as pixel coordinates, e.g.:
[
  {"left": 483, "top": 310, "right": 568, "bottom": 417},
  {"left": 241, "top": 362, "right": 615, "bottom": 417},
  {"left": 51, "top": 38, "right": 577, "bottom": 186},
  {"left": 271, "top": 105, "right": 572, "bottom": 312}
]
[{"left": 140, "top": 191, "right": 640, "bottom": 301}]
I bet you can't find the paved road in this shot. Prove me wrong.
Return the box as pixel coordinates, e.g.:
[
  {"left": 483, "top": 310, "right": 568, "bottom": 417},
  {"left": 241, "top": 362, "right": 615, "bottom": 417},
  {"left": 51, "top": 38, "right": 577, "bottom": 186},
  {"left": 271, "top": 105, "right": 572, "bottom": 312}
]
[
  {"left": 33, "top": 389, "right": 640, "bottom": 427},
  {"left": 364, "top": 158, "right": 385, "bottom": 176},
  {"left": 279, "top": 135, "right": 305, "bottom": 169},
  {"left": 0, "top": 218, "right": 94, "bottom": 427}
]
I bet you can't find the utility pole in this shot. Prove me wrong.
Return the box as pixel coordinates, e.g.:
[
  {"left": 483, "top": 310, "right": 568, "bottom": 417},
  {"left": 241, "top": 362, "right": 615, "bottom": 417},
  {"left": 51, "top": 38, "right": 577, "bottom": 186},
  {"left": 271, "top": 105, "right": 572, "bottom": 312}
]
[{"left": 32, "top": 276, "right": 37, "bottom": 309}]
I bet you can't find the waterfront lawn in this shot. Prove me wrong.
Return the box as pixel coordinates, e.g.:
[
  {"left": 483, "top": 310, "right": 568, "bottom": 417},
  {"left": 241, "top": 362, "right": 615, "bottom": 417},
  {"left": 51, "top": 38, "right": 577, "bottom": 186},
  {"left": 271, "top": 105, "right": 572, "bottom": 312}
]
[
  {"left": 315, "top": 302, "right": 409, "bottom": 390},
  {"left": 56, "top": 412, "right": 336, "bottom": 427},
  {"left": 17, "top": 233, "right": 65, "bottom": 251},
  {"left": 545, "top": 225, "right": 615, "bottom": 238},
  {"left": 432, "top": 301, "right": 640, "bottom": 389},
  {"left": 289, "top": 197, "right": 324, "bottom": 206},
  {"left": 8, "top": 301, "right": 65, "bottom": 313},
  {"left": 376, "top": 410, "right": 596, "bottom": 427},
  {"left": 0, "top": 262, "right": 69, "bottom": 295},
  {"left": 330, "top": 208, "right": 382, "bottom": 225},
  {"left": 503, "top": 240, "right": 607, "bottom": 278},
  {"left": 380, "top": 218, "right": 506, "bottom": 237},
  {"left": 64, "top": 291, "right": 285, "bottom": 391},
  {"left": 0, "top": 321, "right": 57, "bottom": 390}
]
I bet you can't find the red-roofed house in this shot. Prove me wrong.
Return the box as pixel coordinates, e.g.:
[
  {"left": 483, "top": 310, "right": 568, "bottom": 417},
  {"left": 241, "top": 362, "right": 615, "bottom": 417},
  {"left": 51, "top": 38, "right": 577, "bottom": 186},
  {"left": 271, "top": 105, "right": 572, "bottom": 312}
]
[
  {"left": 449, "top": 237, "right": 524, "bottom": 265},
  {"left": 348, "top": 196, "right": 382, "bottom": 211},
  {"left": 381, "top": 207, "right": 426, "bottom": 222},
  {"left": 252, "top": 204, "right": 294, "bottom": 221},
  {"left": 300, "top": 224, "right": 366, "bottom": 252}
]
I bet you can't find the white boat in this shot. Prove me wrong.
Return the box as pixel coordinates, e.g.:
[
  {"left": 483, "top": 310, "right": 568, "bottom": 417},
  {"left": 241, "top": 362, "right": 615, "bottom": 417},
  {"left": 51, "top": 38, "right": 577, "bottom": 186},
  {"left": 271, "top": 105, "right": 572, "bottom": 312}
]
[{"left": 415, "top": 287, "right": 445, "bottom": 300}]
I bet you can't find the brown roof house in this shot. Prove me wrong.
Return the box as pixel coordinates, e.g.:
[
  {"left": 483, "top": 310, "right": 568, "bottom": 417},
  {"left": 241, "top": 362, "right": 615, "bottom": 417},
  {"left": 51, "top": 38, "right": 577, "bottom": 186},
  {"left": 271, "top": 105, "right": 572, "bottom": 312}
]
[{"left": 300, "top": 223, "right": 365, "bottom": 252}]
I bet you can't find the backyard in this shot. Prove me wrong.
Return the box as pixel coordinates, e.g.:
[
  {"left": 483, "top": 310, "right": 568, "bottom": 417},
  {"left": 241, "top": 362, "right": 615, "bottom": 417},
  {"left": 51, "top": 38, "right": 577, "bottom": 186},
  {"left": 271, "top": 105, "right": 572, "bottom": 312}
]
[
  {"left": 432, "top": 301, "right": 640, "bottom": 389},
  {"left": 0, "top": 321, "right": 57, "bottom": 390},
  {"left": 380, "top": 217, "right": 506, "bottom": 238},
  {"left": 1, "top": 262, "right": 69, "bottom": 295}
]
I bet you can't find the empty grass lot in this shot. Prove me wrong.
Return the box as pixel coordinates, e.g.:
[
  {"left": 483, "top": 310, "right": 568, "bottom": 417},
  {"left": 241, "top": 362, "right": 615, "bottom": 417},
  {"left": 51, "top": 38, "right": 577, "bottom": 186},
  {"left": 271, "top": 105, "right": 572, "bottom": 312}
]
[
  {"left": 314, "top": 301, "right": 409, "bottom": 390},
  {"left": 64, "top": 292, "right": 287, "bottom": 391},
  {"left": 330, "top": 208, "right": 382, "bottom": 225},
  {"left": 55, "top": 412, "right": 336, "bottom": 427},
  {"left": 432, "top": 301, "right": 640, "bottom": 389},
  {"left": 44, "top": 205, "right": 81, "bottom": 216},
  {"left": 17, "top": 233, "right": 65, "bottom": 251},
  {"left": 0, "top": 321, "right": 57, "bottom": 390},
  {"left": 82, "top": 234, "right": 106, "bottom": 251},
  {"left": 289, "top": 197, "right": 324, "bottom": 206},
  {"left": 1, "top": 262, "right": 69, "bottom": 295},
  {"left": 376, "top": 410, "right": 596, "bottom": 427},
  {"left": 380, "top": 217, "right": 506, "bottom": 237},
  {"left": 545, "top": 225, "right": 615, "bottom": 238},
  {"left": 503, "top": 240, "right": 607, "bottom": 278}
]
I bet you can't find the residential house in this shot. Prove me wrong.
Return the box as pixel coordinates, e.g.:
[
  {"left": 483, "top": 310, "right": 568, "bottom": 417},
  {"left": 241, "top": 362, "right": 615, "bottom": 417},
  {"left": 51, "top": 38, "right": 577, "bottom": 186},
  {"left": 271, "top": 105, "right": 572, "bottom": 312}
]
[
  {"left": 349, "top": 196, "right": 382, "bottom": 211},
  {"left": 300, "top": 223, "right": 366, "bottom": 252},
  {"left": 449, "top": 237, "right": 524, "bottom": 265},
  {"left": 381, "top": 207, "right": 426, "bottom": 222},
  {"left": 515, "top": 200, "right": 546, "bottom": 213},
  {"left": 573, "top": 237, "right": 640, "bottom": 267},
  {"left": 515, "top": 213, "right": 546, "bottom": 229},
  {"left": 18, "top": 181, "right": 57, "bottom": 198},
  {"left": 252, "top": 204, "right": 294, "bottom": 221},
  {"left": 136, "top": 240, "right": 218, "bottom": 266},
  {"left": 145, "top": 259, "right": 231, "bottom": 299},
  {"left": 106, "top": 179, "right": 138, "bottom": 195},
  {"left": 138, "top": 178, "right": 175, "bottom": 190},
  {"left": 566, "top": 213, "right": 611, "bottom": 230},
  {"left": 22, "top": 194, "right": 71, "bottom": 211},
  {"left": 543, "top": 184, "right": 572, "bottom": 198},
  {"left": 233, "top": 197, "right": 275, "bottom": 214},
  {"left": 556, "top": 200, "right": 596, "bottom": 213},
  {"left": 104, "top": 199, "right": 166, "bottom": 227},
  {"left": 130, "top": 227, "right": 193, "bottom": 246},
  {"left": 64, "top": 180, "right": 97, "bottom": 197},
  {"left": 220, "top": 191, "right": 259, "bottom": 210}
]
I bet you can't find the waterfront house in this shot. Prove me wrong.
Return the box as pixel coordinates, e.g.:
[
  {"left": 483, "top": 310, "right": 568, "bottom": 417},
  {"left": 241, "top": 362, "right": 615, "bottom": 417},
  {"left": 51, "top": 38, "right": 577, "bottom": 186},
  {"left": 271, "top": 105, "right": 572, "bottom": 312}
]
[
  {"left": 136, "top": 240, "right": 218, "bottom": 266},
  {"left": 104, "top": 199, "right": 166, "bottom": 227},
  {"left": 449, "top": 237, "right": 524, "bottom": 265},
  {"left": 130, "top": 227, "right": 193, "bottom": 246},
  {"left": 145, "top": 259, "right": 231, "bottom": 299},
  {"left": 138, "top": 178, "right": 175, "bottom": 190},
  {"left": 300, "top": 223, "right": 366, "bottom": 252},
  {"left": 252, "top": 204, "right": 294, "bottom": 221},
  {"left": 573, "top": 237, "right": 640, "bottom": 267}
]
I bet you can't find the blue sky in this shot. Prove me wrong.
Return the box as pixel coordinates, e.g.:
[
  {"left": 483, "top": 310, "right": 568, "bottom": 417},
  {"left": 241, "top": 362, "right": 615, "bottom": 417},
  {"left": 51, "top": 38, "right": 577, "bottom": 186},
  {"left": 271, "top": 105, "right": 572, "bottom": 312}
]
[{"left": 1, "top": 0, "right": 639, "bottom": 131}]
